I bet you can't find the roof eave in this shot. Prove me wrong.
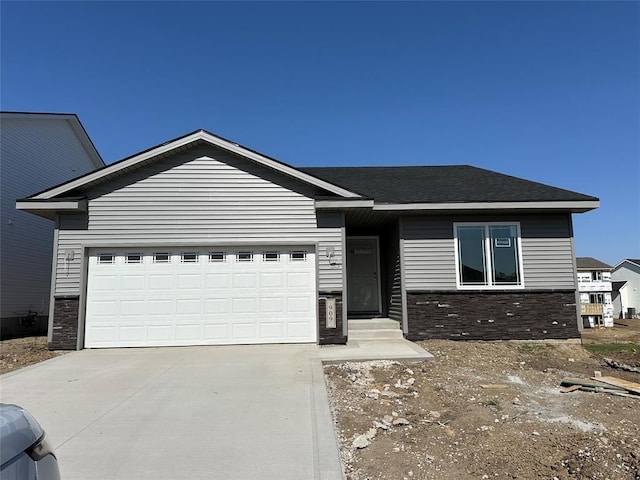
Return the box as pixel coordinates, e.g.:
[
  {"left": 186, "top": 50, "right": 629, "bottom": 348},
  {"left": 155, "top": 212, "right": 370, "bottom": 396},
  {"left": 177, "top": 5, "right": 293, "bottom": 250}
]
[
  {"left": 16, "top": 198, "right": 87, "bottom": 220},
  {"left": 30, "top": 130, "right": 361, "bottom": 201},
  {"left": 316, "top": 200, "right": 599, "bottom": 212}
]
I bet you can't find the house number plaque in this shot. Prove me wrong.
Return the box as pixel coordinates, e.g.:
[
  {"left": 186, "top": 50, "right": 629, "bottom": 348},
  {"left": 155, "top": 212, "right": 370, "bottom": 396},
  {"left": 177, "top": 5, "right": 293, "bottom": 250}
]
[{"left": 326, "top": 298, "right": 336, "bottom": 329}]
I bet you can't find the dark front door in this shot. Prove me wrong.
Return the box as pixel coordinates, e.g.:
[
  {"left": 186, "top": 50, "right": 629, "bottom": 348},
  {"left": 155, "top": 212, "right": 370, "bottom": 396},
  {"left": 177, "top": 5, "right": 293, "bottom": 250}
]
[{"left": 347, "top": 237, "right": 381, "bottom": 313}]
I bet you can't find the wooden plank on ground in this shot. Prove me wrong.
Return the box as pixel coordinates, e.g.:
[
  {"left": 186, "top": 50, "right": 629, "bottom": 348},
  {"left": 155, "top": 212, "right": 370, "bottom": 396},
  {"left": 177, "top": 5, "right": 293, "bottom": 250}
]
[
  {"left": 560, "top": 385, "right": 582, "bottom": 393},
  {"left": 592, "top": 376, "right": 640, "bottom": 395},
  {"left": 480, "top": 384, "right": 508, "bottom": 389},
  {"left": 560, "top": 377, "right": 626, "bottom": 391}
]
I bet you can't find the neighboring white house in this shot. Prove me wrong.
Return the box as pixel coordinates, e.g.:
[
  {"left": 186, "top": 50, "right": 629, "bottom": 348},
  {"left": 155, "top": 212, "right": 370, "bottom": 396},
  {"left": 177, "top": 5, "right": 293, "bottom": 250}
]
[
  {"left": 0, "top": 112, "right": 104, "bottom": 338},
  {"left": 612, "top": 259, "right": 640, "bottom": 319},
  {"left": 576, "top": 257, "right": 613, "bottom": 327}
]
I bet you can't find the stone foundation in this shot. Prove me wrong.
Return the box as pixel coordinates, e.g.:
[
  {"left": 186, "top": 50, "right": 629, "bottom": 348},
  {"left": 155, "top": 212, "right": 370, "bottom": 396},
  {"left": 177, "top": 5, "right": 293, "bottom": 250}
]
[
  {"left": 406, "top": 290, "right": 579, "bottom": 340},
  {"left": 318, "top": 294, "right": 346, "bottom": 345},
  {"left": 50, "top": 296, "right": 80, "bottom": 350}
]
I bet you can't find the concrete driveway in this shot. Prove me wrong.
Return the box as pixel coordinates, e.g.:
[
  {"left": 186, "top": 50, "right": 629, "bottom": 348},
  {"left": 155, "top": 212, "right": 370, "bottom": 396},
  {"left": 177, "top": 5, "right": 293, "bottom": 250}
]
[{"left": 0, "top": 345, "right": 343, "bottom": 480}]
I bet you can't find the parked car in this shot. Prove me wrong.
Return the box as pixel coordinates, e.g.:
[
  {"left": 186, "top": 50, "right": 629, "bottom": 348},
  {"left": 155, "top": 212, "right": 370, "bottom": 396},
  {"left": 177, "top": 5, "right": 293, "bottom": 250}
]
[{"left": 0, "top": 404, "right": 61, "bottom": 479}]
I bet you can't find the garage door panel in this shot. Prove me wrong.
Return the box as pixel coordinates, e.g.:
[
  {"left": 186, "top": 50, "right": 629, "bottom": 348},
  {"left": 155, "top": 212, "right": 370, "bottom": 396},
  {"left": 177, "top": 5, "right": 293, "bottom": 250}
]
[
  {"left": 85, "top": 246, "right": 317, "bottom": 348},
  {"left": 149, "top": 275, "right": 174, "bottom": 291},
  {"left": 205, "top": 274, "right": 230, "bottom": 289}
]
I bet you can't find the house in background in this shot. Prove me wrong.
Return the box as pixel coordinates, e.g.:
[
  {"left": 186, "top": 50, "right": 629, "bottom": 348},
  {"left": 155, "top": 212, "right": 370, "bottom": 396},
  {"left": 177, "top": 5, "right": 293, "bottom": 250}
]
[
  {"left": 0, "top": 112, "right": 104, "bottom": 338},
  {"left": 575, "top": 257, "right": 613, "bottom": 327},
  {"left": 612, "top": 259, "right": 640, "bottom": 319},
  {"left": 16, "top": 130, "right": 599, "bottom": 350}
]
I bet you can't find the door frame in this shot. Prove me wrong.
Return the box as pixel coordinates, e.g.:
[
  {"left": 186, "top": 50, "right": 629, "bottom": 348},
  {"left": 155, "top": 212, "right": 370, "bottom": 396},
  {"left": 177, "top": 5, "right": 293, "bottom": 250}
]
[{"left": 346, "top": 236, "right": 382, "bottom": 315}]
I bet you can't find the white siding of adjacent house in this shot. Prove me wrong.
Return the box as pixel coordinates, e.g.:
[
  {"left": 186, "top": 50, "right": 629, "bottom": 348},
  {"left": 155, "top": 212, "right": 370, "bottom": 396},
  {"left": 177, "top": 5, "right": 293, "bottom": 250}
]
[
  {"left": 0, "top": 117, "right": 101, "bottom": 318},
  {"left": 402, "top": 214, "right": 576, "bottom": 291},
  {"left": 612, "top": 262, "right": 640, "bottom": 316},
  {"left": 54, "top": 146, "right": 344, "bottom": 296}
]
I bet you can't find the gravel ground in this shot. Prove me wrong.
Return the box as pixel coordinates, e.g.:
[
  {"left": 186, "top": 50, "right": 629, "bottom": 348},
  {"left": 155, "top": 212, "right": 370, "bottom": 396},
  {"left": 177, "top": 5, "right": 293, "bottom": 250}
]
[
  {"left": 0, "top": 336, "right": 63, "bottom": 375},
  {"left": 325, "top": 336, "right": 640, "bottom": 480}
]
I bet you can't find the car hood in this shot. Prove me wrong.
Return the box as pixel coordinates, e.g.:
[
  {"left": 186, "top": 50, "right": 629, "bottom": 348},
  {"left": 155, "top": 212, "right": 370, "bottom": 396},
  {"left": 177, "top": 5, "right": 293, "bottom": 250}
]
[{"left": 0, "top": 404, "right": 44, "bottom": 467}]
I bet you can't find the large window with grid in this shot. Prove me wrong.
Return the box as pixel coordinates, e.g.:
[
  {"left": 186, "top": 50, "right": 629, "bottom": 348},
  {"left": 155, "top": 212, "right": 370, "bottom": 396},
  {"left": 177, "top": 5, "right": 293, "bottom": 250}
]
[{"left": 454, "top": 223, "right": 524, "bottom": 289}]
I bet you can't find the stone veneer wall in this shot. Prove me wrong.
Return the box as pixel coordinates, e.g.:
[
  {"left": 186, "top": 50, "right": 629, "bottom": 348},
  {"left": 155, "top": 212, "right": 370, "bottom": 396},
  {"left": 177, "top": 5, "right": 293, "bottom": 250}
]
[
  {"left": 50, "top": 296, "right": 80, "bottom": 350},
  {"left": 318, "top": 294, "right": 346, "bottom": 345},
  {"left": 406, "top": 291, "right": 579, "bottom": 340}
]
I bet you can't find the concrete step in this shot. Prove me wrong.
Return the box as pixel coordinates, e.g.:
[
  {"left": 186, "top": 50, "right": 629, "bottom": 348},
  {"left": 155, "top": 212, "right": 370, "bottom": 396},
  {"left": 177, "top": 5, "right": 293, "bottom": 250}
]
[{"left": 347, "top": 318, "right": 404, "bottom": 340}]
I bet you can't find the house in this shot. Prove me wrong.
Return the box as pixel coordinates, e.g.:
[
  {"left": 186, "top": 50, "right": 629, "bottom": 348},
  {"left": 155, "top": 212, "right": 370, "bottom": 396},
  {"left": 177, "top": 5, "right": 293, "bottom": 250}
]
[
  {"left": 0, "top": 112, "right": 104, "bottom": 338},
  {"left": 612, "top": 259, "right": 640, "bottom": 319},
  {"left": 575, "top": 257, "right": 613, "bottom": 327},
  {"left": 16, "top": 130, "right": 599, "bottom": 350}
]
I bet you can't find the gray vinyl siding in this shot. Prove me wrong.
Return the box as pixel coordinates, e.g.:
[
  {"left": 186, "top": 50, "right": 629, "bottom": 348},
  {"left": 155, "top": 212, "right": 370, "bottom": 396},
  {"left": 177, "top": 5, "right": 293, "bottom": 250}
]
[
  {"left": 54, "top": 147, "right": 343, "bottom": 295},
  {"left": 402, "top": 214, "right": 576, "bottom": 291},
  {"left": 0, "top": 117, "right": 100, "bottom": 318},
  {"left": 388, "top": 223, "right": 403, "bottom": 322}
]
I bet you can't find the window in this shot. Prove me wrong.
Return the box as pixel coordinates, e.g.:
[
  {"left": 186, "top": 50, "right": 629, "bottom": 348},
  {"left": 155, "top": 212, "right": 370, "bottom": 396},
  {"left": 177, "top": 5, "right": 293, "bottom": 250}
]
[
  {"left": 454, "top": 223, "right": 523, "bottom": 289},
  {"left": 153, "top": 253, "right": 171, "bottom": 264},
  {"left": 237, "top": 251, "right": 253, "bottom": 262},
  {"left": 290, "top": 251, "right": 307, "bottom": 261},
  {"left": 209, "top": 252, "right": 226, "bottom": 262},
  {"left": 589, "top": 293, "right": 605, "bottom": 304},
  {"left": 97, "top": 253, "right": 114, "bottom": 264},
  {"left": 264, "top": 251, "right": 280, "bottom": 262},
  {"left": 181, "top": 252, "right": 199, "bottom": 263},
  {"left": 126, "top": 253, "right": 143, "bottom": 264},
  {"left": 592, "top": 271, "right": 603, "bottom": 281}
]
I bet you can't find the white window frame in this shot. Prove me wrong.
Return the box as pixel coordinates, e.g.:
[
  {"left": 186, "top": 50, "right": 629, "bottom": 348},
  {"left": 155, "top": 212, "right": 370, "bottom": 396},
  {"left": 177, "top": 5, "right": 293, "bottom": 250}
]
[
  {"left": 153, "top": 253, "right": 171, "bottom": 264},
  {"left": 97, "top": 253, "right": 115, "bottom": 265},
  {"left": 453, "top": 222, "right": 525, "bottom": 290},
  {"left": 181, "top": 252, "right": 199, "bottom": 263},
  {"left": 237, "top": 251, "right": 254, "bottom": 262},
  {"left": 208, "top": 251, "right": 226, "bottom": 263},
  {"left": 290, "top": 250, "right": 307, "bottom": 262},
  {"left": 264, "top": 251, "right": 280, "bottom": 262},
  {"left": 125, "top": 253, "right": 143, "bottom": 264}
]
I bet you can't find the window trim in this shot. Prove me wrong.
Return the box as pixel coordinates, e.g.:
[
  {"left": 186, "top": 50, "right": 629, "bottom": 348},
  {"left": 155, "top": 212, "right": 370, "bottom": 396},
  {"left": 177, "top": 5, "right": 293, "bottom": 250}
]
[
  {"left": 208, "top": 251, "right": 226, "bottom": 263},
  {"left": 453, "top": 222, "right": 525, "bottom": 290},
  {"left": 153, "top": 252, "right": 171, "bottom": 264},
  {"left": 125, "top": 253, "right": 143, "bottom": 264},
  {"left": 181, "top": 252, "right": 199, "bottom": 263},
  {"left": 290, "top": 250, "right": 307, "bottom": 262},
  {"left": 97, "top": 253, "right": 115, "bottom": 265}
]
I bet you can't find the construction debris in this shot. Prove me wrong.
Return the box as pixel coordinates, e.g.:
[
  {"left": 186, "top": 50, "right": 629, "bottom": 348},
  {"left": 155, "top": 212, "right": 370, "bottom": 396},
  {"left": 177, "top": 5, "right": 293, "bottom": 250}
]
[
  {"left": 560, "top": 375, "right": 640, "bottom": 398},
  {"left": 603, "top": 357, "right": 640, "bottom": 374}
]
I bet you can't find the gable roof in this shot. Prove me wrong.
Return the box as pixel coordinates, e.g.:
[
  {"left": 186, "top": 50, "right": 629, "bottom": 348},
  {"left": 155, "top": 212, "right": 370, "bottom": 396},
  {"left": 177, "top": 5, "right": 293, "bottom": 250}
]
[
  {"left": 25, "top": 129, "right": 362, "bottom": 200},
  {"left": 614, "top": 259, "right": 640, "bottom": 269},
  {"left": 576, "top": 257, "right": 612, "bottom": 270},
  {"left": 301, "top": 166, "right": 599, "bottom": 205},
  {"left": 0, "top": 111, "right": 104, "bottom": 169},
  {"left": 17, "top": 128, "right": 599, "bottom": 216}
]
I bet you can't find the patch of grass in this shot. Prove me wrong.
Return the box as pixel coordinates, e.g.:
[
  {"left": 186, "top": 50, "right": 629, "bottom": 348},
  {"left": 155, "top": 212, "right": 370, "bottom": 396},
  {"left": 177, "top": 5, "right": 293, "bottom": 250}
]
[
  {"left": 584, "top": 343, "right": 639, "bottom": 355},
  {"left": 516, "top": 343, "right": 554, "bottom": 355}
]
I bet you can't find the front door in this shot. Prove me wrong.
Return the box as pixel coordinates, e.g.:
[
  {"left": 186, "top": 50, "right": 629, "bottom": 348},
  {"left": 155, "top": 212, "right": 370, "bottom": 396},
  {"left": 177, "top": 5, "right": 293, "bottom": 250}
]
[{"left": 347, "top": 237, "right": 381, "bottom": 313}]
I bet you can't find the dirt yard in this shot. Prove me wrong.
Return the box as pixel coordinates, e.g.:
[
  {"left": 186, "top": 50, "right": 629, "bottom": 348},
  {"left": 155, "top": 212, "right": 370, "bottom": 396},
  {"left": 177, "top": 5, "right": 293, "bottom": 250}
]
[
  {"left": 325, "top": 322, "right": 640, "bottom": 480},
  {"left": 0, "top": 336, "right": 63, "bottom": 375}
]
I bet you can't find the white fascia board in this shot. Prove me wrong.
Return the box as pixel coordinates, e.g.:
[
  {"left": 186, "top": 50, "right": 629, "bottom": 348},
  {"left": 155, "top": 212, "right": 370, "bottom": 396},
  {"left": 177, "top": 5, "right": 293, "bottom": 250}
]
[
  {"left": 16, "top": 199, "right": 87, "bottom": 212},
  {"left": 33, "top": 131, "right": 361, "bottom": 200},
  {"left": 372, "top": 200, "right": 600, "bottom": 212},
  {"left": 315, "top": 199, "right": 375, "bottom": 208}
]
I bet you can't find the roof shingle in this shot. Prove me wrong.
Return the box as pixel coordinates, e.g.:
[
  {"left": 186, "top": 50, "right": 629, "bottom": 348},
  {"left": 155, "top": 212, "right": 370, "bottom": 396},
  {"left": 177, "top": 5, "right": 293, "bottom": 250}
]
[{"left": 300, "top": 165, "right": 598, "bottom": 204}]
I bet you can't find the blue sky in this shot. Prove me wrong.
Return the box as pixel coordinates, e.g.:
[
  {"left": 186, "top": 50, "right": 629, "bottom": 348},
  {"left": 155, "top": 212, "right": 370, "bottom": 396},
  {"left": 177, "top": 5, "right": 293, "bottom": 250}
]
[{"left": 1, "top": 1, "right": 638, "bottom": 265}]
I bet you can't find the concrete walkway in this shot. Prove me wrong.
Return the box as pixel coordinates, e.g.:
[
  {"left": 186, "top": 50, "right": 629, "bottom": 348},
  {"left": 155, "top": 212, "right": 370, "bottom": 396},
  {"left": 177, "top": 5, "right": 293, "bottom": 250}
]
[{"left": 0, "top": 340, "right": 432, "bottom": 480}]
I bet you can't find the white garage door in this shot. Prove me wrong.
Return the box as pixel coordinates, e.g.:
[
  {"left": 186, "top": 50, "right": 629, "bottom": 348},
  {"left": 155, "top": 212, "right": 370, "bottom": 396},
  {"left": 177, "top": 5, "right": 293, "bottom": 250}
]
[{"left": 85, "top": 247, "right": 316, "bottom": 348}]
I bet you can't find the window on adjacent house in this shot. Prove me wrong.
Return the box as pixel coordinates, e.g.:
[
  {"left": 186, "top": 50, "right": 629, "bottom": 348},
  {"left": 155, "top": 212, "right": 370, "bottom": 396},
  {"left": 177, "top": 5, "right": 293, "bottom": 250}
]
[
  {"left": 97, "top": 253, "right": 115, "bottom": 264},
  {"left": 153, "top": 253, "right": 171, "bottom": 264},
  {"left": 589, "top": 293, "right": 605, "bottom": 304},
  {"left": 454, "top": 223, "right": 523, "bottom": 288},
  {"left": 592, "top": 271, "right": 603, "bottom": 281}
]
